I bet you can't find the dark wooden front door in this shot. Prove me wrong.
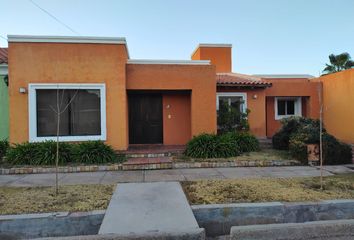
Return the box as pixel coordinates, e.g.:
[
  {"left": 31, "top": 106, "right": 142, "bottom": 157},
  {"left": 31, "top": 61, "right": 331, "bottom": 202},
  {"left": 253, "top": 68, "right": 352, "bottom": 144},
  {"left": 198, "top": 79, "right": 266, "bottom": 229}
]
[{"left": 129, "top": 94, "right": 163, "bottom": 144}]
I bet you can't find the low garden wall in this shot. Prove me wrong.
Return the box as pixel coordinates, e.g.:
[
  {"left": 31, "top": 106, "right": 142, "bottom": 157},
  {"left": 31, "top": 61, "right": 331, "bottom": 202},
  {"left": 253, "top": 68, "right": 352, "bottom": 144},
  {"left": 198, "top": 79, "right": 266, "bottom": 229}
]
[
  {"left": 192, "top": 199, "right": 354, "bottom": 236},
  {"left": 0, "top": 210, "right": 105, "bottom": 239},
  {"left": 1, "top": 200, "right": 354, "bottom": 239},
  {"left": 0, "top": 159, "right": 299, "bottom": 175},
  {"left": 230, "top": 219, "right": 354, "bottom": 240}
]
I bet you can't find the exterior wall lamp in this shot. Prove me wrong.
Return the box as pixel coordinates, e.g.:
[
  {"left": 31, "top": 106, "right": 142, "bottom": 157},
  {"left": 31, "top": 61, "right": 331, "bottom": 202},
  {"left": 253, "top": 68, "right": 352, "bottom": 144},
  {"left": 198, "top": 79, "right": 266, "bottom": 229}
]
[{"left": 19, "top": 87, "right": 27, "bottom": 93}]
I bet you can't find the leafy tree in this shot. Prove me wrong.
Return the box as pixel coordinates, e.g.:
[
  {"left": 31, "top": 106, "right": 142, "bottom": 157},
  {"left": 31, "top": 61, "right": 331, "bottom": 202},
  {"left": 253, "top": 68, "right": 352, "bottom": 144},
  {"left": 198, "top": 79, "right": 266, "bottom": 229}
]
[
  {"left": 3, "top": 74, "right": 8, "bottom": 86},
  {"left": 217, "top": 101, "right": 250, "bottom": 134},
  {"left": 322, "top": 52, "right": 354, "bottom": 75}
]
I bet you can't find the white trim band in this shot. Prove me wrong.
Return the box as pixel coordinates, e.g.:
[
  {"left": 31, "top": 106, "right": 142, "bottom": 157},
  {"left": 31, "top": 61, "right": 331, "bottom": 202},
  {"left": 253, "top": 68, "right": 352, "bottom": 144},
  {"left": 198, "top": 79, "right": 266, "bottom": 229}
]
[
  {"left": 198, "top": 44, "right": 232, "bottom": 48},
  {"left": 0, "top": 64, "right": 8, "bottom": 75},
  {"left": 8, "top": 35, "right": 127, "bottom": 45},
  {"left": 191, "top": 43, "right": 232, "bottom": 57},
  {"left": 127, "top": 59, "right": 211, "bottom": 65},
  {"left": 28, "top": 83, "right": 107, "bottom": 142},
  {"left": 253, "top": 74, "right": 314, "bottom": 79}
]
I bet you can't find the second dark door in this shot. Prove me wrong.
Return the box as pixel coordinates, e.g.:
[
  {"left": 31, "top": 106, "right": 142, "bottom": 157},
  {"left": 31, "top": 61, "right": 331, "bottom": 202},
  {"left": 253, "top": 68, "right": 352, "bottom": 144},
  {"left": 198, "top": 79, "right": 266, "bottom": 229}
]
[{"left": 129, "top": 94, "right": 163, "bottom": 144}]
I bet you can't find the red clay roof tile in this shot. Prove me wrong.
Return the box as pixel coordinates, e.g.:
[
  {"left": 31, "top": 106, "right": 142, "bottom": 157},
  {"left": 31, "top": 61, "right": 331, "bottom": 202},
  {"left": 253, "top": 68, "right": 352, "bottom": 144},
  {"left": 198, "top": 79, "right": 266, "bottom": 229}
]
[
  {"left": 217, "top": 72, "right": 272, "bottom": 87},
  {"left": 0, "top": 48, "right": 8, "bottom": 64}
]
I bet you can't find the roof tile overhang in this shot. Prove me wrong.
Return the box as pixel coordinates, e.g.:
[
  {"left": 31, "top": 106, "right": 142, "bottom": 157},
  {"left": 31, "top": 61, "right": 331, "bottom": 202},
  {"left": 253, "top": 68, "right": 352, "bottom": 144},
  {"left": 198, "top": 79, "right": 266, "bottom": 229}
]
[
  {"left": 0, "top": 48, "right": 8, "bottom": 64},
  {"left": 217, "top": 72, "right": 272, "bottom": 88}
]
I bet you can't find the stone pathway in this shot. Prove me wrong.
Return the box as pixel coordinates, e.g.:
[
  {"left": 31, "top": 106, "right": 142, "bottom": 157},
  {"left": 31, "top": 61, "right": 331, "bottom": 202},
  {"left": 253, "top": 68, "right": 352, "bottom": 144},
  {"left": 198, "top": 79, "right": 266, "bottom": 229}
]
[
  {"left": 0, "top": 165, "right": 352, "bottom": 187},
  {"left": 99, "top": 182, "right": 202, "bottom": 236}
]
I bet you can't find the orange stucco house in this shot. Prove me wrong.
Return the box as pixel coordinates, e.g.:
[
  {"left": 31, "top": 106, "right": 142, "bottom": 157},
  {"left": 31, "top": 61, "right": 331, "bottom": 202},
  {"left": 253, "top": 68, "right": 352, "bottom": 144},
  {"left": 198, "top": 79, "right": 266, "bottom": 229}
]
[{"left": 7, "top": 35, "right": 321, "bottom": 150}]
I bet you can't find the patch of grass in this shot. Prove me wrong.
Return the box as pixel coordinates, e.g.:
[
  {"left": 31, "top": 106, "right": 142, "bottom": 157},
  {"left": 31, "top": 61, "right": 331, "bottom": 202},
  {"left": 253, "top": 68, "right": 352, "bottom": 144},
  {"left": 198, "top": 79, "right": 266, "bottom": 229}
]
[
  {"left": 175, "top": 149, "right": 293, "bottom": 162},
  {"left": 236, "top": 149, "right": 293, "bottom": 161},
  {"left": 0, "top": 184, "right": 114, "bottom": 215},
  {"left": 182, "top": 174, "right": 354, "bottom": 204}
]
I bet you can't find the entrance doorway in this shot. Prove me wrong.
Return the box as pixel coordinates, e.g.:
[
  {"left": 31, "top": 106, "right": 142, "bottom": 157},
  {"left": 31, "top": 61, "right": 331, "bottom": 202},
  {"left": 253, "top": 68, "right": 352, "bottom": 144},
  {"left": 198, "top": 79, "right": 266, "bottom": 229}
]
[{"left": 128, "top": 94, "right": 163, "bottom": 144}]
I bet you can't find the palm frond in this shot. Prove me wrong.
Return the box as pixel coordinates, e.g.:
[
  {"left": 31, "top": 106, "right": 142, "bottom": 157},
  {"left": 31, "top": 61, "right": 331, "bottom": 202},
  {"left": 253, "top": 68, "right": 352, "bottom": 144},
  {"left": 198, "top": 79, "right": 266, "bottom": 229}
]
[
  {"left": 328, "top": 54, "right": 337, "bottom": 65},
  {"left": 344, "top": 60, "right": 354, "bottom": 69},
  {"left": 322, "top": 64, "right": 336, "bottom": 74}
]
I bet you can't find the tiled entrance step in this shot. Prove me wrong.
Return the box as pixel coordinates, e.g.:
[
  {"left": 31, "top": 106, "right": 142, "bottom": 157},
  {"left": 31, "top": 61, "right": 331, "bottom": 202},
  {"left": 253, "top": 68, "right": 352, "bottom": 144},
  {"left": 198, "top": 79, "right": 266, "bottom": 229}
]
[
  {"left": 122, "top": 157, "right": 173, "bottom": 170},
  {"left": 121, "top": 144, "right": 185, "bottom": 158},
  {"left": 258, "top": 138, "right": 273, "bottom": 150}
]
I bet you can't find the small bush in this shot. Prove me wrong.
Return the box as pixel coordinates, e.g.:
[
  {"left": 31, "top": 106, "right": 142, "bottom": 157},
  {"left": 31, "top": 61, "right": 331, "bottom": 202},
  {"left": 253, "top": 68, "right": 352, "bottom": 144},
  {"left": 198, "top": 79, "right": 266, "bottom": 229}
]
[
  {"left": 6, "top": 141, "right": 74, "bottom": 165},
  {"left": 0, "top": 139, "right": 9, "bottom": 160},
  {"left": 275, "top": 117, "right": 352, "bottom": 165},
  {"left": 224, "top": 132, "right": 259, "bottom": 153},
  {"left": 322, "top": 134, "right": 352, "bottom": 165},
  {"left": 185, "top": 133, "right": 240, "bottom": 158},
  {"left": 272, "top": 117, "right": 320, "bottom": 150},
  {"left": 217, "top": 101, "right": 250, "bottom": 135},
  {"left": 73, "top": 141, "right": 121, "bottom": 164},
  {"left": 289, "top": 133, "right": 308, "bottom": 164}
]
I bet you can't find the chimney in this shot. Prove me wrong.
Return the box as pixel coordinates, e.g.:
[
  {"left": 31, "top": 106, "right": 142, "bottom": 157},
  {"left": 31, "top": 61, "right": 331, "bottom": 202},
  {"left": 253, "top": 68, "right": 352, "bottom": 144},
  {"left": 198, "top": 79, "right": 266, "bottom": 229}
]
[{"left": 191, "top": 44, "right": 232, "bottom": 73}]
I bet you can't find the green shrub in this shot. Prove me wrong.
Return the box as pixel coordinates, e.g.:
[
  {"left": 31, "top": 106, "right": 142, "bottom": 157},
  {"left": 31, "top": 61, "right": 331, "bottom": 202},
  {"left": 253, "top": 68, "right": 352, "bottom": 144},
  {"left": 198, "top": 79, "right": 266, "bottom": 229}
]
[
  {"left": 6, "top": 141, "right": 74, "bottom": 165},
  {"left": 289, "top": 133, "right": 308, "bottom": 164},
  {"left": 224, "top": 132, "right": 259, "bottom": 153},
  {"left": 73, "top": 141, "right": 121, "bottom": 164},
  {"left": 322, "top": 134, "right": 352, "bottom": 165},
  {"left": 0, "top": 139, "right": 9, "bottom": 160},
  {"left": 288, "top": 120, "right": 322, "bottom": 164},
  {"left": 185, "top": 133, "right": 240, "bottom": 158},
  {"left": 217, "top": 101, "right": 250, "bottom": 134},
  {"left": 272, "top": 117, "right": 320, "bottom": 150},
  {"left": 275, "top": 117, "right": 352, "bottom": 165}
]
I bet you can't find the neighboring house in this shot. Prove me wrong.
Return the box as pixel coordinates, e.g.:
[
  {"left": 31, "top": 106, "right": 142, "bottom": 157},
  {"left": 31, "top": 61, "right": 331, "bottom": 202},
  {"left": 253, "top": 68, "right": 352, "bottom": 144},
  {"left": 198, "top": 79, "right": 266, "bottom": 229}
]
[
  {"left": 317, "top": 69, "right": 354, "bottom": 144},
  {"left": 7, "top": 35, "right": 321, "bottom": 150},
  {"left": 0, "top": 48, "right": 8, "bottom": 140},
  {"left": 192, "top": 45, "right": 321, "bottom": 138}
]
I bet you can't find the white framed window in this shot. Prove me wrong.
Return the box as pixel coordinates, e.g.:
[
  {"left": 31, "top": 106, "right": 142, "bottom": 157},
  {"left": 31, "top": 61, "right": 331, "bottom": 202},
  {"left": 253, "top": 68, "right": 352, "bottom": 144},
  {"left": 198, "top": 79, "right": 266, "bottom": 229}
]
[
  {"left": 216, "top": 92, "right": 247, "bottom": 113},
  {"left": 28, "top": 83, "right": 106, "bottom": 142},
  {"left": 274, "top": 97, "right": 302, "bottom": 120}
]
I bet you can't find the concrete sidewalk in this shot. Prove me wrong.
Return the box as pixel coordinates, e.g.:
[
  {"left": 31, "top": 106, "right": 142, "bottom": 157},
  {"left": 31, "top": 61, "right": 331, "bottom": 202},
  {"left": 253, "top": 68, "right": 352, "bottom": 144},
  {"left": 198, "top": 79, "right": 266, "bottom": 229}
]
[
  {"left": 0, "top": 165, "right": 352, "bottom": 187},
  {"left": 99, "top": 182, "right": 202, "bottom": 236}
]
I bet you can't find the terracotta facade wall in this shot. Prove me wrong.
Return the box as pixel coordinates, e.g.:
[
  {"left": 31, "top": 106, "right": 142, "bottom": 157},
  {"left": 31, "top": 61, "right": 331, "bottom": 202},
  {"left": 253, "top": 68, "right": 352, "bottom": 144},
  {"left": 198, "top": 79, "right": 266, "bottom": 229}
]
[
  {"left": 264, "top": 80, "right": 321, "bottom": 137},
  {"left": 266, "top": 96, "right": 309, "bottom": 137},
  {"left": 217, "top": 88, "right": 267, "bottom": 137},
  {"left": 192, "top": 47, "right": 232, "bottom": 73},
  {"left": 8, "top": 42, "right": 129, "bottom": 150},
  {"left": 163, "top": 93, "right": 191, "bottom": 145},
  {"left": 126, "top": 64, "right": 217, "bottom": 139},
  {"left": 317, "top": 69, "right": 354, "bottom": 144}
]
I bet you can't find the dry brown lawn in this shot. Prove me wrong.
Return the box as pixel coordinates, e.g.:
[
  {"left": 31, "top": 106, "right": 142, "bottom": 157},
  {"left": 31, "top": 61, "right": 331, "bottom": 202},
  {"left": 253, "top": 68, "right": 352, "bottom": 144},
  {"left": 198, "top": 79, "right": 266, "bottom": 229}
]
[
  {"left": 182, "top": 174, "right": 354, "bottom": 204},
  {"left": 1, "top": 174, "right": 354, "bottom": 215},
  {"left": 0, "top": 184, "right": 114, "bottom": 215}
]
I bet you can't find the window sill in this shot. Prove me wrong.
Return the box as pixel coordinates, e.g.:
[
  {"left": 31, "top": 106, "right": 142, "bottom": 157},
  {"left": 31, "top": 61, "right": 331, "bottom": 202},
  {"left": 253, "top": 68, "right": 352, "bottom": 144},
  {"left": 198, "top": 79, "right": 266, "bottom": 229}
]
[
  {"left": 275, "top": 114, "right": 301, "bottom": 120},
  {"left": 29, "top": 135, "right": 106, "bottom": 142}
]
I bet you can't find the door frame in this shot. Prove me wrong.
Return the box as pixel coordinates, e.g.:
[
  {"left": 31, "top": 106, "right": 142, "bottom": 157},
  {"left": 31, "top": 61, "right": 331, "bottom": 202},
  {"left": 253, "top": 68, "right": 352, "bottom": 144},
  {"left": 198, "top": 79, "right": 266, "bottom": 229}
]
[{"left": 128, "top": 92, "right": 163, "bottom": 144}]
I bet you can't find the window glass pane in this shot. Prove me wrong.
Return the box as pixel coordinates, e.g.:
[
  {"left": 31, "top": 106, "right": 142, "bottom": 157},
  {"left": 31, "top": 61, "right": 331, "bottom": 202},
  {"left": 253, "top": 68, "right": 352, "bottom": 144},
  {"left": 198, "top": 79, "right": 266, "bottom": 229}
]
[
  {"left": 277, "top": 100, "right": 286, "bottom": 115},
  {"left": 71, "top": 90, "right": 101, "bottom": 135},
  {"left": 36, "top": 89, "right": 101, "bottom": 137},
  {"left": 286, "top": 100, "right": 295, "bottom": 115},
  {"left": 218, "top": 97, "right": 228, "bottom": 112},
  {"left": 218, "top": 96, "right": 243, "bottom": 112},
  {"left": 37, "top": 89, "right": 70, "bottom": 137},
  {"left": 230, "top": 97, "right": 243, "bottom": 112}
]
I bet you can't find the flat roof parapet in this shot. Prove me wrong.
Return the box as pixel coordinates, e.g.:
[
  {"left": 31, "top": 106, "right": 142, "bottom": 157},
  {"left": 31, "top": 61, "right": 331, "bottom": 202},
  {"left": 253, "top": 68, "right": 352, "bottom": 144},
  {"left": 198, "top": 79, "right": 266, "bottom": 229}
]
[
  {"left": 253, "top": 74, "right": 315, "bottom": 79},
  {"left": 127, "top": 59, "right": 211, "bottom": 65},
  {"left": 7, "top": 35, "right": 127, "bottom": 45}
]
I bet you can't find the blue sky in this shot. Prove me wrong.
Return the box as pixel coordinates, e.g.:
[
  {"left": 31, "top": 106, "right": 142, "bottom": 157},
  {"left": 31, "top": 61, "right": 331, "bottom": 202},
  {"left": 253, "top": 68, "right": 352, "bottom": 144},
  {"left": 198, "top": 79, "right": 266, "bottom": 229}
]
[{"left": 1, "top": 0, "right": 354, "bottom": 76}]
